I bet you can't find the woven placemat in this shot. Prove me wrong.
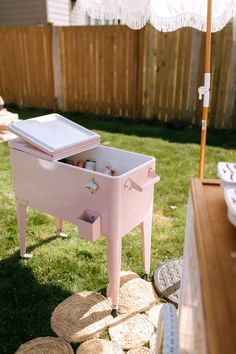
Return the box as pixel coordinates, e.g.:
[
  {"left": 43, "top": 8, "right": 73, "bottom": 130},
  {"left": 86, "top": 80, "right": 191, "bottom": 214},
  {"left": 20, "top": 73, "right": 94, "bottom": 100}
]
[
  {"left": 76, "top": 339, "right": 123, "bottom": 353},
  {"left": 15, "top": 337, "right": 73, "bottom": 354},
  {"left": 127, "top": 347, "right": 153, "bottom": 353},
  {"left": 153, "top": 259, "right": 183, "bottom": 306},
  {"left": 149, "top": 333, "right": 156, "bottom": 353},
  {"left": 51, "top": 291, "right": 113, "bottom": 343},
  {"left": 107, "top": 272, "right": 159, "bottom": 314},
  {"left": 146, "top": 304, "right": 163, "bottom": 329},
  {"left": 109, "top": 314, "right": 154, "bottom": 350},
  {"left": 119, "top": 271, "right": 140, "bottom": 287}
]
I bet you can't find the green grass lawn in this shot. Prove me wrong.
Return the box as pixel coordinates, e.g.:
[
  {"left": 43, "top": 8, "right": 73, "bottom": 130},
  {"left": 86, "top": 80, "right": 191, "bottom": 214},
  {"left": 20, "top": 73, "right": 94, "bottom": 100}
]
[{"left": 1, "top": 107, "right": 236, "bottom": 353}]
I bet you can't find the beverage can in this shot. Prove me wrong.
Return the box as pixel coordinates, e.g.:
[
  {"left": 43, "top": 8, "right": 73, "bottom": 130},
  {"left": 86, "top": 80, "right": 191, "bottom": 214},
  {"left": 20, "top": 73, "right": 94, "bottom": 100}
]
[
  {"left": 66, "top": 160, "right": 75, "bottom": 165},
  {"left": 76, "top": 160, "right": 84, "bottom": 168},
  {"left": 104, "top": 166, "right": 115, "bottom": 176},
  {"left": 84, "top": 160, "right": 96, "bottom": 171}
]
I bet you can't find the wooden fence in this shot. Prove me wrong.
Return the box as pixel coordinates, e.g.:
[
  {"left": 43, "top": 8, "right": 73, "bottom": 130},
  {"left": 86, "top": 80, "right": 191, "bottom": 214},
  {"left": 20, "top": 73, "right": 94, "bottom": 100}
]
[
  {"left": 57, "top": 26, "right": 139, "bottom": 117},
  {"left": 0, "top": 24, "right": 236, "bottom": 129},
  {"left": 0, "top": 25, "right": 55, "bottom": 109}
]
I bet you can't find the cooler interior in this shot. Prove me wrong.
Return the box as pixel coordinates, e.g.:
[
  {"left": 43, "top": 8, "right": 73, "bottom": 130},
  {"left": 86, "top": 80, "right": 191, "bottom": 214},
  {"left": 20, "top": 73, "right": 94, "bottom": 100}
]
[{"left": 58, "top": 145, "right": 153, "bottom": 176}]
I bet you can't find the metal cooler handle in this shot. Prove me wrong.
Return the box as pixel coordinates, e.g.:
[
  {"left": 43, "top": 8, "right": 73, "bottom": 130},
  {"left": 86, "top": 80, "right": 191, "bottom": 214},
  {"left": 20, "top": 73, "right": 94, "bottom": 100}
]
[{"left": 124, "top": 169, "right": 160, "bottom": 192}]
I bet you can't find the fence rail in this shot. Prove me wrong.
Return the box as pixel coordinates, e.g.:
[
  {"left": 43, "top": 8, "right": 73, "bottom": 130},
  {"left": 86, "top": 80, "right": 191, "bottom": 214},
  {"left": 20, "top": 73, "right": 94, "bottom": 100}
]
[{"left": 0, "top": 23, "right": 235, "bottom": 129}]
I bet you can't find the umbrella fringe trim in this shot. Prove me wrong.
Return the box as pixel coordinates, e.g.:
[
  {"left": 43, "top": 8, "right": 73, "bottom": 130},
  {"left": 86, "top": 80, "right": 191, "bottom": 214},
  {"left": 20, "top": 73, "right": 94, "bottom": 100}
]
[
  {"left": 79, "top": 0, "right": 121, "bottom": 21},
  {"left": 150, "top": 6, "right": 236, "bottom": 33},
  {"left": 79, "top": 1, "right": 235, "bottom": 33}
]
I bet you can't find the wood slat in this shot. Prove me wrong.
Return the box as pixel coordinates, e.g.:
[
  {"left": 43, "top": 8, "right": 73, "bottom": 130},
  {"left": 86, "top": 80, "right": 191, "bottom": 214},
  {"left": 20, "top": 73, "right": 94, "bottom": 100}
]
[
  {"left": 209, "top": 29, "right": 222, "bottom": 127},
  {"left": 136, "top": 27, "right": 145, "bottom": 118},
  {"left": 116, "top": 26, "right": 123, "bottom": 116},
  {"left": 195, "top": 32, "right": 205, "bottom": 126},
  {"left": 154, "top": 30, "right": 164, "bottom": 121},
  {"left": 188, "top": 29, "right": 202, "bottom": 124},
  {"left": 215, "top": 24, "right": 232, "bottom": 128},
  {"left": 141, "top": 27, "right": 148, "bottom": 119},
  {"left": 182, "top": 29, "right": 193, "bottom": 120},
  {"left": 191, "top": 179, "right": 236, "bottom": 354},
  {"left": 166, "top": 31, "right": 177, "bottom": 120}
]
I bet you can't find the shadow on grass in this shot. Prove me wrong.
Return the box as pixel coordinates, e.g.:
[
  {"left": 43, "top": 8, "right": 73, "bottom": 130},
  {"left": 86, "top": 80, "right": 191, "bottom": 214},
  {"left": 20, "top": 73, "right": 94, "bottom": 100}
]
[
  {"left": 0, "top": 250, "right": 72, "bottom": 354},
  {"left": 26, "top": 235, "right": 58, "bottom": 253},
  {"left": 6, "top": 105, "right": 236, "bottom": 149}
]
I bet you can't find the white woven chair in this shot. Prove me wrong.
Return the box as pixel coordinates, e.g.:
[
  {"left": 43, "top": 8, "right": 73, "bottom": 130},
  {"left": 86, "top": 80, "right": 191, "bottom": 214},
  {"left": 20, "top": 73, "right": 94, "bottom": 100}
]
[{"left": 155, "top": 303, "right": 179, "bottom": 354}]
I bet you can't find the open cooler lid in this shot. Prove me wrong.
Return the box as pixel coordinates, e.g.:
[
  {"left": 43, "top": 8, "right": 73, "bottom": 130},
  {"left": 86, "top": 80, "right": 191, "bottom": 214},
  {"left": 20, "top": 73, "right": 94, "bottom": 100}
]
[{"left": 9, "top": 114, "right": 100, "bottom": 160}]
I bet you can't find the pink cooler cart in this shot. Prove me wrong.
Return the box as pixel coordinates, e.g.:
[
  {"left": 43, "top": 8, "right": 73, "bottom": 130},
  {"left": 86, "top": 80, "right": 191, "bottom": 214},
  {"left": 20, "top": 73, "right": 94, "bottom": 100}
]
[{"left": 9, "top": 114, "right": 159, "bottom": 316}]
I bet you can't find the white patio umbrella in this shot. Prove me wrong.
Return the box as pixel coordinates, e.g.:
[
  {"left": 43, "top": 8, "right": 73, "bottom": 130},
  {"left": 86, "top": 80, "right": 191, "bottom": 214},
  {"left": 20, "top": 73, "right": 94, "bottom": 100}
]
[{"left": 80, "top": 0, "right": 236, "bottom": 178}]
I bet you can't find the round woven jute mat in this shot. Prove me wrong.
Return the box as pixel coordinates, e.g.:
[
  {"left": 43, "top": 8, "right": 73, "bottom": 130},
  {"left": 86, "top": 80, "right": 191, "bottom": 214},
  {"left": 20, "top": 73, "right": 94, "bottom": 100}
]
[
  {"left": 119, "top": 271, "right": 140, "bottom": 287},
  {"left": 51, "top": 291, "right": 113, "bottom": 343},
  {"left": 107, "top": 272, "right": 159, "bottom": 314},
  {"left": 127, "top": 347, "right": 153, "bottom": 353},
  {"left": 76, "top": 338, "right": 123, "bottom": 353},
  {"left": 146, "top": 303, "right": 163, "bottom": 329},
  {"left": 149, "top": 333, "right": 156, "bottom": 353},
  {"left": 153, "top": 259, "right": 183, "bottom": 307},
  {"left": 108, "top": 314, "right": 154, "bottom": 350},
  {"left": 15, "top": 337, "right": 73, "bottom": 354}
]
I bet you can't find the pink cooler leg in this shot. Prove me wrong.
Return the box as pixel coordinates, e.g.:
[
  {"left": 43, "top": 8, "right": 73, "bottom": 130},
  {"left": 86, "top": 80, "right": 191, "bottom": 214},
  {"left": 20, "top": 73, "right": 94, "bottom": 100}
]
[
  {"left": 16, "top": 202, "right": 31, "bottom": 258},
  {"left": 107, "top": 235, "right": 122, "bottom": 317},
  {"left": 55, "top": 218, "right": 67, "bottom": 238},
  {"left": 55, "top": 218, "right": 63, "bottom": 232},
  {"left": 141, "top": 214, "right": 152, "bottom": 278}
]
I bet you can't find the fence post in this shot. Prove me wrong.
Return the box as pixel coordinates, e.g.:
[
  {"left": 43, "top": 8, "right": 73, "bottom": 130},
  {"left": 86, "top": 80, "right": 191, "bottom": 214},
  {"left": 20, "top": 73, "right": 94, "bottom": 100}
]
[{"left": 52, "top": 26, "right": 64, "bottom": 111}]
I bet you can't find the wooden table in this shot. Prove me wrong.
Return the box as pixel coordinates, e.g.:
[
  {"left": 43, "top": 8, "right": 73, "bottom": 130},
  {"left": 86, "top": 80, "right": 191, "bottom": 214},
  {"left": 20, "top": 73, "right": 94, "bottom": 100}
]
[{"left": 178, "top": 179, "right": 236, "bottom": 354}]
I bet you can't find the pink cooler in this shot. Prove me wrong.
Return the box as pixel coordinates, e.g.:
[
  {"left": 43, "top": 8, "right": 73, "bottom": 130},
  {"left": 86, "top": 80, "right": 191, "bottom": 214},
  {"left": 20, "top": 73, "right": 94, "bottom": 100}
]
[{"left": 9, "top": 114, "right": 159, "bottom": 315}]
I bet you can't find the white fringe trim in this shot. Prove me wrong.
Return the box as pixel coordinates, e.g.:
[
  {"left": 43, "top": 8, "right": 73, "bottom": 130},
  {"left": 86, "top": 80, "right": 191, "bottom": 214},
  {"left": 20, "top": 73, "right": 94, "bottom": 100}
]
[
  {"left": 79, "top": 0, "right": 235, "bottom": 32},
  {"left": 79, "top": 0, "right": 121, "bottom": 21},
  {"left": 150, "top": 5, "right": 236, "bottom": 32},
  {"left": 122, "top": 10, "right": 150, "bottom": 30}
]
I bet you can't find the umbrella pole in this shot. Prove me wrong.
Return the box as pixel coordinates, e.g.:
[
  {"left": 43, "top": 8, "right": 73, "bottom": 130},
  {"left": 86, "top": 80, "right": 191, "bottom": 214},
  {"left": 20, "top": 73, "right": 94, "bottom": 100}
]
[{"left": 198, "top": 0, "right": 212, "bottom": 178}]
